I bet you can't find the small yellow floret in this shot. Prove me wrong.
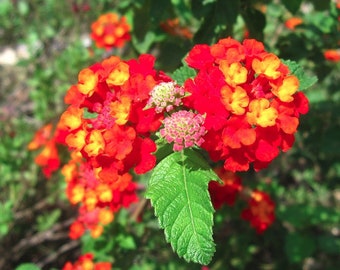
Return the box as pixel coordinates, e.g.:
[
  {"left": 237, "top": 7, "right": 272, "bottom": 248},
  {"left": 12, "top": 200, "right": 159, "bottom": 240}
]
[
  {"left": 219, "top": 61, "right": 248, "bottom": 86},
  {"left": 252, "top": 53, "right": 281, "bottom": 79},
  {"left": 246, "top": 98, "right": 278, "bottom": 127},
  {"left": 221, "top": 85, "right": 249, "bottom": 115},
  {"left": 271, "top": 75, "right": 299, "bottom": 102}
]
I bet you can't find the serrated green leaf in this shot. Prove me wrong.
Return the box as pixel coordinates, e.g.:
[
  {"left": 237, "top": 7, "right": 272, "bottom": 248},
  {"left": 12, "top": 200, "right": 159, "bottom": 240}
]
[
  {"left": 171, "top": 65, "right": 197, "bottom": 85},
  {"left": 146, "top": 149, "right": 219, "bottom": 265},
  {"left": 281, "top": 59, "right": 318, "bottom": 90}
]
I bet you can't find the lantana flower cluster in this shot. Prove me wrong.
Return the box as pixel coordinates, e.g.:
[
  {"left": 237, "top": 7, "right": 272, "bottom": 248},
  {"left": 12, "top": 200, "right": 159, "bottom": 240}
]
[
  {"left": 184, "top": 37, "right": 309, "bottom": 172},
  {"left": 208, "top": 167, "right": 275, "bottom": 233},
  {"left": 56, "top": 54, "right": 173, "bottom": 238},
  {"left": 62, "top": 253, "right": 111, "bottom": 270},
  {"left": 91, "top": 13, "right": 131, "bottom": 51},
  {"left": 27, "top": 123, "right": 65, "bottom": 178},
  {"left": 29, "top": 37, "right": 308, "bottom": 243}
]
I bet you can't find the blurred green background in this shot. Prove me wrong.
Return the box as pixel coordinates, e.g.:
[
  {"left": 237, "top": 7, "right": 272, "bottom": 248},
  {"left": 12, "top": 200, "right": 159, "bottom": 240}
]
[{"left": 0, "top": 0, "right": 339, "bottom": 269}]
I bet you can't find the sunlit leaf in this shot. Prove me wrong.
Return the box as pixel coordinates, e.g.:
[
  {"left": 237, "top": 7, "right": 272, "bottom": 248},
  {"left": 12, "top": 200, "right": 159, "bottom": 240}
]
[{"left": 146, "top": 149, "right": 219, "bottom": 265}]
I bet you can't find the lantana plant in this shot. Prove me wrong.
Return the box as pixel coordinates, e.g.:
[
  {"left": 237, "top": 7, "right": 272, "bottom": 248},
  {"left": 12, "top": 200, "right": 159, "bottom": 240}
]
[{"left": 30, "top": 36, "right": 316, "bottom": 266}]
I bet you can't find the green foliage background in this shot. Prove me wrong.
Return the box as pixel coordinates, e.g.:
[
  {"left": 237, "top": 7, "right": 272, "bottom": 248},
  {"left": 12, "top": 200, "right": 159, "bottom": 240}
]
[{"left": 0, "top": 0, "right": 339, "bottom": 269}]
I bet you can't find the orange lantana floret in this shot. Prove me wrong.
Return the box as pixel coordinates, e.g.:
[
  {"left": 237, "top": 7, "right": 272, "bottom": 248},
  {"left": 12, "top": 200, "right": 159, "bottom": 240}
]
[
  {"left": 34, "top": 140, "right": 60, "bottom": 178},
  {"left": 285, "top": 17, "right": 303, "bottom": 30},
  {"left": 69, "top": 184, "right": 85, "bottom": 204},
  {"left": 252, "top": 53, "right": 281, "bottom": 79},
  {"left": 96, "top": 183, "right": 113, "bottom": 203},
  {"left": 65, "top": 130, "right": 87, "bottom": 151},
  {"left": 271, "top": 75, "right": 299, "bottom": 102},
  {"left": 220, "top": 61, "right": 248, "bottom": 86},
  {"left": 77, "top": 68, "right": 98, "bottom": 96},
  {"left": 59, "top": 107, "right": 84, "bottom": 131},
  {"left": 106, "top": 61, "right": 130, "bottom": 86},
  {"left": 246, "top": 99, "right": 278, "bottom": 127},
  {"left": 27, "top": 123, "right": 53, "bottom": 150},
  {"left": 110, "top": 96, "right": 131, "bottom": 125},
  {"left": 84, "top": 190, "right": 98, "bottom": 211},
  {"left": 83, "top": 130, "right": 105, "bottom": 157},
  {"left": 221, "top": 85, "right": 249, "bottom": 115},
  {"left": 90, "top": 224, "right": 104, "bottom": 238},
  {"left": 98, "top": 209, "right": 114, "bottom": 225}
]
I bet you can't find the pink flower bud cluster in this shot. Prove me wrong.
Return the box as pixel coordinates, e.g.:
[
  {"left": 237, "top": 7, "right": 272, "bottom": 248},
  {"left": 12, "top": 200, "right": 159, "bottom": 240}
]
[
  {"left": 147, "top": 82, "right": 185, "bottom": 113},
  {"left": 160, "top": 110, "right": 206, "bottom": 151}
]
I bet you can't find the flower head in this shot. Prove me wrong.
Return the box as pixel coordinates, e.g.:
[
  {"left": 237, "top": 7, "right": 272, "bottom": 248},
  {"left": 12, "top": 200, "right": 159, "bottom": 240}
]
[
  {"left": 57, "top": 54, "right": 170, "bottom": 239},
  {"left": 91, "top": 13, "right": 131, "bottom": 50},
  {"left": 160, "top": 18, "right": 193, "bottom": 39},
  {"left": 147, "top": 81, "right": 185, "bottom": 113},
  {"left": 184, "top": 37, "right": 309, "bottom": 172},
  {"left": 62, "top": 253, "right": 112, "bottom": 270},
  {"left": 208, "top": 167, "right": 243, "bottom": 209},
  {"left": 160, "top": 110, "right": 206, "bottom": 151},
  {"left": 241, "top": 190, "right": 275, "bottom": 233},
  {"left": 324, "top": 49, "right": 340, "bottom": 62}
]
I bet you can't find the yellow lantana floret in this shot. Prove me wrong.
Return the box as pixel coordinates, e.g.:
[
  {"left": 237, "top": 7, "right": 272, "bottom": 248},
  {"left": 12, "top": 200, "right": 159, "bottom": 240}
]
[
  {"left": 77, "top": 68, "right": 98, "bottom": 96},
  {"left": 219, "top": 60, "right": 248, "bottom": 86},
  {"left": 83, "top": 130, "right": 105, "bottom": 157},
  {"left": 271, "top": 75, "right": 299, "bottom": 102},
  {"left": 252, "top": 53, "right": 282, "bottom": 80},
  {"left": 246, "top": 98, "right": 278, "bottom": 127},
  {"left": 70, "top": 184, "right": 85, "bottom": 204},
  {"left": 221, "top": 85, "right": 249, "bottom": 115},
  {"left": 59, "top": 107, "right": 84, "bottom": 131},
  {"left": 106, "top": 61, "right": 130, "bottom": 86},
  {"left": 110, "top": 96, "right": 131, "bottom": 125},
  {"left": 98, "top": 209, "right": 114, "bottom": 225}
]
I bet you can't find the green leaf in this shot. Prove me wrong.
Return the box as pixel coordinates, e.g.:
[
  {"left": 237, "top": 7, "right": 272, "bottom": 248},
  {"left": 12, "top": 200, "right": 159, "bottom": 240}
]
[
  {"left": 194, "top": 0, "right": 240, "bottom": 43},
  {"left": 146, "top": 149, "right": 219, "bottom": 265},
  {"left": 282, "top": 0, "right": 302, "bottom": 14},
  {"left": 281, "top": 59, "right": 318, "bottom": 90},
  {"left": 285, "top": 233, "right": 316, "bottom": 263},
  {"left": 171, "top": 65, "right": 197, "bottom": 85},
  {"left": 241, "top": 7, "right": 266, "bottom": 41},
  {"left": 317, "top": 235, "right": 340, "bottom": 254},
  {"left": 15, "top": 263, "right": 41, "bottom": 270}
]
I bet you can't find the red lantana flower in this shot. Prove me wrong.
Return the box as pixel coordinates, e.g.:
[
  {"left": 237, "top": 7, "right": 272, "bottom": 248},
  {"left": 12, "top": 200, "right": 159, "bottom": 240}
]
[
  {"left": 241, "top": 190, "right": 275, "bottom": 233},
  {"left": 28, "top": 123, "right": 66, "bottom": 178},
  {"left": 62, "top": 253, "right": 111, "bottom": 270},
  {"left": 58, "top": 54, "right": 171, "bottom": 237},
  {"left": 91, "top": 13, "right": 131, "bottom": 50},
  {"left": 184, "top": 37, "right": 309, "bottom": 172},
  {"left": 160, "top": 18, "right": 193, "bottom": 39},
  {"left": 208, "top": 167, "right": 243, "bottom": 209},
  {"left": 324, "top": 49, "right": 340, "bottom": 62}
]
